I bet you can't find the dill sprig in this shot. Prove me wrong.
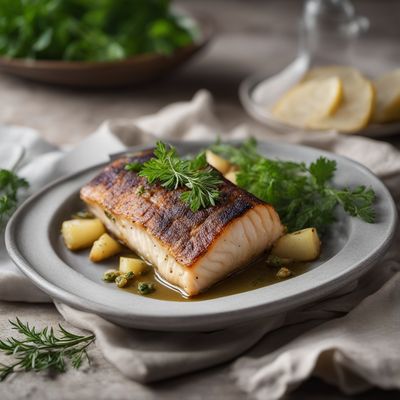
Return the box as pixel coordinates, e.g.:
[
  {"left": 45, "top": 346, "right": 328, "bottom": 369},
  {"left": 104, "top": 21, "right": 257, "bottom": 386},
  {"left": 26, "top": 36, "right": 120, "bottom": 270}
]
[
  {"left": 0, "top": 318, "right": 95, "bottom": 382},
  {"left": 125, "top": 142, "right": 222, "bottom": 212},
  {"left": 0, "top": 169, "right": 29, "bottom": 226}
]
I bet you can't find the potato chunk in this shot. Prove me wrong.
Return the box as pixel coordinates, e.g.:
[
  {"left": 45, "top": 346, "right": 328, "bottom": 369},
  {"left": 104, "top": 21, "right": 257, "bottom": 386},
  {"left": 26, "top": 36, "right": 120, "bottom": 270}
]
[
  {"left": 206, "top": 150, "right": 232, "bottom": 174},
  {"left": 224, "top": 170, "right": 237, "bottom": 185},
  {"left": 62, "top": 219, "right": 105, "bottom": 251},
  {"left": 119, "top": 257, "right": 148, "bottom": 275},
  {"left": 271, "top": 228, "right": 321, "bottom": 261},
  {"left": 89, "top": 233, "right": 122, "bottom": 262}
]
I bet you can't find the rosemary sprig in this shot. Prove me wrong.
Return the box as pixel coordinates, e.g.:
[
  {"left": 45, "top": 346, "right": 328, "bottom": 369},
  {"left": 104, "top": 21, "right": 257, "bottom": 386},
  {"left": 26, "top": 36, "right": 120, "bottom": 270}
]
[
  {"left": 0, "top": 318, "right": 95, "bottom": 382},
  {"left": 125, "top": 141, "right": 222, "bottom": 212}
]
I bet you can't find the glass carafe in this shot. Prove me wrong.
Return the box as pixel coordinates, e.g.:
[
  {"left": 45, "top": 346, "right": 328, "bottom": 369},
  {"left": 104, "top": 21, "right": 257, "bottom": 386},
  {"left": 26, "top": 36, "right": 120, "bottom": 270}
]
[{"left": 299, "top": 0, "right": 369, "bottom": 67}]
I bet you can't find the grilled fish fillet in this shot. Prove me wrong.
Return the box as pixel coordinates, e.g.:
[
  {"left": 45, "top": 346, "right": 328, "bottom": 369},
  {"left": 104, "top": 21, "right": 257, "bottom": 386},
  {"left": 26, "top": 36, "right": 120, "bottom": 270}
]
[{"left": 80, "top": 150, "right": 284, "bottom": 297}]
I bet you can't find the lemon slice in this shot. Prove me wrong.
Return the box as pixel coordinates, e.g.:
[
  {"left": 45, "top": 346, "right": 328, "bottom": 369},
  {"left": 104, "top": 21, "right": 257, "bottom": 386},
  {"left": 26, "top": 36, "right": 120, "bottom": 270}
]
[
  {"left": 372, "top": 69, "right": 400, "bottom": 123},
  {"left": 272, "top": 76, "right": 343, "bottom": 127},
  {"left": 304, "top": 66, "right": 374, "bottom": 133}
]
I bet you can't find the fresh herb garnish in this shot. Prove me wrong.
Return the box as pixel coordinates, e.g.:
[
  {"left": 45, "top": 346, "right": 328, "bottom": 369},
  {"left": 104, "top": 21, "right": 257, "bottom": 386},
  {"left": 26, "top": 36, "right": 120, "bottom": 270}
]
[
  {"left": 0, "top": 0, "right": 195, "bottom": 62},
  {"left": 211, "top": 139, "right": 376, "bottom": 233},
  {"left": 0, "top": 169, "right": 29, "bottom": 227},
  {"left": 125, "top": 142, "right": 222, "bottom": 212},
  {"left": 211, "top": 137, "right": 260, "bottom": 166},
  {"left": 125, "top": 162, "right": 142, "bottom": 172},
  {"left": 0, "top": 319, "right": 95, "bottom": 382}
]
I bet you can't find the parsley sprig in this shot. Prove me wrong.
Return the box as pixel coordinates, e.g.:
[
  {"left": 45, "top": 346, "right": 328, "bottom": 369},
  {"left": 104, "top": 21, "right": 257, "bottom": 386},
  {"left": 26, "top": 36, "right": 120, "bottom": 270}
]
[
  {"left": 125, "top": 142, "right": 222, "bottom": 212},
  {"left": 0, "top": 319, "right": 95, "bottom": 382},
  {"left": 211, "top": 139, "right": 376, "bottom": 232},
  {"left": 0, "top": 169, "right": 29, "bottom": 227}
]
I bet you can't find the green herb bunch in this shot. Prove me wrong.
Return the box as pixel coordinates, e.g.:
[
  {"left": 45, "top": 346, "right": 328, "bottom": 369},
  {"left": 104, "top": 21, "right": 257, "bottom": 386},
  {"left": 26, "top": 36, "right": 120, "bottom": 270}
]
[
  {"left": 211, "top": 139, "right": 376, "bottom": 233},
  {"left": 0, "top": 169, "right": 29, "bottom": 227},
  {"left": 126, "top": 141, "right": 222, "bottom": 212},
  {"left": 0, "top": 0, "right": 195, "bottom": 62},
  {"left": 0, "top": 319, "right": 95, "bottom": 381}
]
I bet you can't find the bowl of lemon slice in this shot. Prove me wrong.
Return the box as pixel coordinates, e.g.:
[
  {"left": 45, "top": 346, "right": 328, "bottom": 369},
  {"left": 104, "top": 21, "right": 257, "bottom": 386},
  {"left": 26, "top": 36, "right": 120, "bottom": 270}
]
[{"left": 240, "top": 64, "right": 400, "bottom": 137}]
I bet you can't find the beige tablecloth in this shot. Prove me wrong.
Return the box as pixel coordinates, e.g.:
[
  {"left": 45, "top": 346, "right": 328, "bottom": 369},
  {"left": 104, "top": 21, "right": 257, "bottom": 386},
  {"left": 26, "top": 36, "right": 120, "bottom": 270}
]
[{"left": 1, "top": 91, "right": 399, "bottom": 400}]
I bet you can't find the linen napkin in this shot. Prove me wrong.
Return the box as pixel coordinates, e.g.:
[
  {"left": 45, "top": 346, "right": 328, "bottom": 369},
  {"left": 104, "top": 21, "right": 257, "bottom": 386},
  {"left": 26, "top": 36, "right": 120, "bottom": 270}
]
[{"left": 1, "top": 90, "right": 400, "bottom": 399}]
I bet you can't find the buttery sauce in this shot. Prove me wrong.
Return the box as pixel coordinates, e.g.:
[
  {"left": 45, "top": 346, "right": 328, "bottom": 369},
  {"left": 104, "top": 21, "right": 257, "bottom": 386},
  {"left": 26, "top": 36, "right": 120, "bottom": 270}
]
[
  {"left": 68, "top": 211, "right": 310, "bottom": 301},
  {"left": 121, "top": 254, "right": 310, "bottom": 302}
]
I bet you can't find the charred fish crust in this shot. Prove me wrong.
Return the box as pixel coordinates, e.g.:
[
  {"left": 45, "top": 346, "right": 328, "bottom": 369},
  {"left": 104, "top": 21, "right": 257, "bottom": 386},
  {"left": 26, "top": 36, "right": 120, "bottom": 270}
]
[
  {"left": 172, "top": 202, "right": 257, "bottom": 266},
  {"left": 120, "top": 173, "right": 145, "bottom": 194},
  {"left": 90, "top": 164, "right": 119, "bottom": 189},
  {"left": 80, "top": 155, "right": 278, "bottom": 270},
  {"left": 89, "top": 150, "right": 154, "bottom": 187}
]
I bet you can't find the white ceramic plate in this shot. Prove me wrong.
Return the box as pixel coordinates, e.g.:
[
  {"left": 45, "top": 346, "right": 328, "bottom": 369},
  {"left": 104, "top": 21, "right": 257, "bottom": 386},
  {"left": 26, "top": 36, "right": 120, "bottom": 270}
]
[
  {"left": 240, "top": 72, "right": 400, "bottom": 138},
  {"left": 5, "top": 140, "right": 397, "bottom": 331}
]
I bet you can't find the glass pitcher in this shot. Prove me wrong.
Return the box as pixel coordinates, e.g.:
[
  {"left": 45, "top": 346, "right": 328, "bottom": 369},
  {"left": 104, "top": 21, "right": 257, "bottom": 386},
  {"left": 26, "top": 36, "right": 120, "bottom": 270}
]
[{"left": 299, "top": 0, "right": 369, "bottom": 67}]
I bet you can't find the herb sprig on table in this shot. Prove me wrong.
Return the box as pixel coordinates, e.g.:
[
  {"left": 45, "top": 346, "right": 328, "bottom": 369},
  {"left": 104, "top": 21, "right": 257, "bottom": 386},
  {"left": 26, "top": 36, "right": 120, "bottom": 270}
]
[
  {"left": 211, "top": 139, "right": 376, "bottom": 232},
  {"left": 0, "top": 169, "right": 29, "bottom": 227},
  {"left": 0, "top": 319, "right": 95, "bottom": 382},
  {"left": 125, "top": 141, "right": 222, "bottom": 212}
]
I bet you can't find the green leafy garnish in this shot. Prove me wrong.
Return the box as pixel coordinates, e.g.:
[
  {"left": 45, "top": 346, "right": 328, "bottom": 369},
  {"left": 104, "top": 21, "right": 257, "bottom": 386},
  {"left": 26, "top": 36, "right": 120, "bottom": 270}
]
[
  {"left": 125, "top": 142, "right": 222, "bottom": 212},
  {"left": 124, "top": 162, "right": 142, "bottom": 172},
  {"left": 0, "top": 319, "right": 95, "bottom": 382},
  {"left": 211, "top": 139, "right": 376, "bottom": 233},
  {"left": 0, "top": 169, "right": 29, "bottom": 226},
  {"left": 0, "top": 0, "right": 195, "bottom": 62},
  {"left": 210, "top": 137, "right": 260, "bottom": 166}
]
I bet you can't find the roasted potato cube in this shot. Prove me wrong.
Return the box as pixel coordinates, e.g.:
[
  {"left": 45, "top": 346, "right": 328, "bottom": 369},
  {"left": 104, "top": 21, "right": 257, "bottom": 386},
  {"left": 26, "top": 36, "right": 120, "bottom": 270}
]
[
  {"left": 119, "top": 257, "right": 148, "bottom": 275},
  {"left": 89, "top": 233, "right": 122, "bottom": 262},
  {"left": 62, "top": 219, "right": 105, "bottom": 251},
  {"left": 224, "top": 170, "right": 237, "bottom": 185},
  {"left": 206, "top": 150, "right": 232, "bottom": 175},
  {"left": 271, "top": 227, "right": 321, "bottom": 261}
]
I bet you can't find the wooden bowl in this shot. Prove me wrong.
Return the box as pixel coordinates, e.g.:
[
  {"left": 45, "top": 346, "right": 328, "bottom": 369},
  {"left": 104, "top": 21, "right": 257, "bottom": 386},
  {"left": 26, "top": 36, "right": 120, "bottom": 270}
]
[{"left": 0, "top": 15, "right": 212, "bottom": 88}]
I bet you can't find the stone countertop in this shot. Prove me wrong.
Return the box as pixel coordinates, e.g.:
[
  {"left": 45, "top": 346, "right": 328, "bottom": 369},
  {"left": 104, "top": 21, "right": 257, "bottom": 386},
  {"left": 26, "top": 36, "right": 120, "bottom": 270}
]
[{"left": 1, "top": 1, "right": 400, "bottom": 399}]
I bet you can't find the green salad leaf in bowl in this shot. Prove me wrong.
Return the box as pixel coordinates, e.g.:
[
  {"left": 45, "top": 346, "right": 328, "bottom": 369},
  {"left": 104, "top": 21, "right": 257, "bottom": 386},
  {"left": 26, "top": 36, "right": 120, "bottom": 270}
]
[{"left": 0, "top": 0, "right": 197, "bottom": 62}]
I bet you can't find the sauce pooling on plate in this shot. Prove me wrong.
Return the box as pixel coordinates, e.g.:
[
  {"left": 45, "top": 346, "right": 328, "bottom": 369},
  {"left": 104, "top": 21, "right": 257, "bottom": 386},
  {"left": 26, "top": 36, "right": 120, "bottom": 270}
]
[{"left": 122, "top": 254, "right": 309, "bottom": 302}]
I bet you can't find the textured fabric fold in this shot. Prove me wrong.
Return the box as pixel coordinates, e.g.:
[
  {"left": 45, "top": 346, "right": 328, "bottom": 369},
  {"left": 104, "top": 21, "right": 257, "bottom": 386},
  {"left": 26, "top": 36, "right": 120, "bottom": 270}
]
[{"left": 1, "top": 91, "right": 400, "bottom": 398}]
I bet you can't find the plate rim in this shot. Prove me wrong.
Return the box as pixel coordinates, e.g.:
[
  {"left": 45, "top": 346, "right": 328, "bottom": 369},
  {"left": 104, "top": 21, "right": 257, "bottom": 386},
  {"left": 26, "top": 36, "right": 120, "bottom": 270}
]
[{"left": 5, "top": 140, "right": 398, "bottom": 330}]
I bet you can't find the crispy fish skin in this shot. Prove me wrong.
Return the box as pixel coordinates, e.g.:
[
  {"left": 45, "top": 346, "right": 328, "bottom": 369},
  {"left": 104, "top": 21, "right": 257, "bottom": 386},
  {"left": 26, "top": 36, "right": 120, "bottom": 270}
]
[{"left": 80, "top": 151, "right": 284, "bottom": 296}]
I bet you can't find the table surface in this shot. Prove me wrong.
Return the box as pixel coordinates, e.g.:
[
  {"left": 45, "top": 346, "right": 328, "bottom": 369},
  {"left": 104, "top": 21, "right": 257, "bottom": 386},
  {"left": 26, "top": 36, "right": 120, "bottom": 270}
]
[{"left": 1, "top": 1, "right": 400, "bottom": 399}]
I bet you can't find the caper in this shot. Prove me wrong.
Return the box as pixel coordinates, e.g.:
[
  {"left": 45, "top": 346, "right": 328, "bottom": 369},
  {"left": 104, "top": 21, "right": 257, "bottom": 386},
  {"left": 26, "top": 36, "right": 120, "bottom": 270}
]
[
  {"left": 103, "top": 270, "right": 120, "bottom": 282},
  {"left": 115, "top": 275, "right": 128, "bottom": 288},
  {"left": 137, "top": 282, "right": 155, "bottom": 295},
  {"left": 124, "top": 271, "right": 135, "bottom": 280},
  {"left": 276, "top": 267, "right": 292, "bottom": 279}
]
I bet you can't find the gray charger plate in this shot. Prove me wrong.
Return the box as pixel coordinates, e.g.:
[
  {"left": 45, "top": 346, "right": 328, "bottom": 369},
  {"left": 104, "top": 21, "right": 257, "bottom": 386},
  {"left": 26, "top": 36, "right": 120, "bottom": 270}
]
[{"left": 5, "top": 140, "right": 397, "bottom": 331}]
